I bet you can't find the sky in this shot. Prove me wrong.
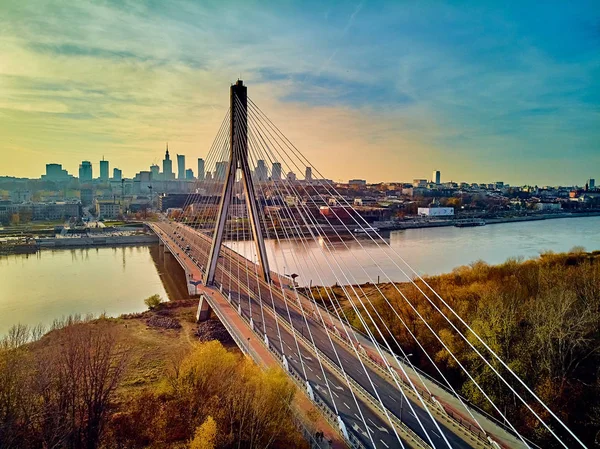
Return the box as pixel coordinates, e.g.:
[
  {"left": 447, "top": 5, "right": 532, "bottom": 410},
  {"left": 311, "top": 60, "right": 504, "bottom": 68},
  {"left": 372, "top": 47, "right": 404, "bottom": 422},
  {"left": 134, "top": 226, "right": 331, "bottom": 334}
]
[{"left": 0, "top": 0, "right": 598, "bottom": 185}]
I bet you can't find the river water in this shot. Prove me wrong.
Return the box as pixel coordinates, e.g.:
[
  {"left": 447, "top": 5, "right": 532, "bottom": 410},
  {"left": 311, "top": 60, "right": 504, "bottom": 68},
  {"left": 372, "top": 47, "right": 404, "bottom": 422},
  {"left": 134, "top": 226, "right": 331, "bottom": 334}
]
[{"left": 1, "top": 216, "right": 598, "bottom": 336}]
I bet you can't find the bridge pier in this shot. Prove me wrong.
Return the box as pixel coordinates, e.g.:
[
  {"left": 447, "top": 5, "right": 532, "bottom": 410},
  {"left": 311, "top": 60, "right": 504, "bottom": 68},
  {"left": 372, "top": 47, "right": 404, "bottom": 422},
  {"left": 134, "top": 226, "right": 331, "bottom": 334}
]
[{"left": 196, "top": 294, "right": 212, "bottom": 322}]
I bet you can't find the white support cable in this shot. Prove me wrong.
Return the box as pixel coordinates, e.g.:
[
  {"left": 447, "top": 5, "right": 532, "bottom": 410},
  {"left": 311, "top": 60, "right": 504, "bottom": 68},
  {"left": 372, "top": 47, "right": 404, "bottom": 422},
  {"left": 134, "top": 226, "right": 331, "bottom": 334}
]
[
  {"left": 179, "top": 109, "right": 230, "bottom": 224},
  {"left": 237, "top": 118, "right": 321, "bottom": 403},
  {"left": 244, "top": 106, "right": 422, "bottom": 444},
  {"left": 246, "top": 111, "right": 447, "bottom": 449},
  {"left": 246, "top": 98, "right": 560, "bottom": 447},
  {"left": 246, "top": 101, "right": 531, "bottom": 445},
  {"left": 248, "top": 128, "right": 354, "bottom": 415}
]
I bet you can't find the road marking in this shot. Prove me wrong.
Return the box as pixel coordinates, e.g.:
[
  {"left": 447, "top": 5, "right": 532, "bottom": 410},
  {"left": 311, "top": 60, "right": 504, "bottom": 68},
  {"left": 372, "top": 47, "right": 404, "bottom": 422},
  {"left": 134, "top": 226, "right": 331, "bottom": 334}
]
[
  {"left": 380, "top": 439, "right": 389, "bottom": 448},
  {"left": 432, "top": 430, "right": 441, "bottom": 438},
  {"left": 316, "top": 374, "right": 322, "bottom": 381},
  {"left": 388, "top": 395, "right": 397, "bottom": 402},
  {"left": 332, "top": 391, "right": 339, "bottom": 398},
  {"left": 368, "top": 419, "right": 389, "bottom": 434},
  {"left": 306, "top": 365, "right": 313, "bottom": 372},
  {"left": 344, "top": 402, "right": 350, "bottom": 409}
]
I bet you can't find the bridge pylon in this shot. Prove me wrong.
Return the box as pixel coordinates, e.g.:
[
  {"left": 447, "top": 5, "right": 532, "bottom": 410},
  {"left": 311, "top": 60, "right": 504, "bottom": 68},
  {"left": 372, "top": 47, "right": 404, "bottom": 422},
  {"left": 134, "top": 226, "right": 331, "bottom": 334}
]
[{"left": 204, "top": 80, "right": 271, "bottom": 285}]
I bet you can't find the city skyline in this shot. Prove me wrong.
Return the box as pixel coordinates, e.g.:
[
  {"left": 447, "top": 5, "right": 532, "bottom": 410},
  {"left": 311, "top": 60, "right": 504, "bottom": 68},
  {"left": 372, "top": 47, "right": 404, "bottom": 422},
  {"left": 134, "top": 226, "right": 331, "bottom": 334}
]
[
  {"left": 5, "top": 151, "right": 598, "bottom": 188},
  {"left": 1, "top": 1, "right": 598, "bottom": 185}
]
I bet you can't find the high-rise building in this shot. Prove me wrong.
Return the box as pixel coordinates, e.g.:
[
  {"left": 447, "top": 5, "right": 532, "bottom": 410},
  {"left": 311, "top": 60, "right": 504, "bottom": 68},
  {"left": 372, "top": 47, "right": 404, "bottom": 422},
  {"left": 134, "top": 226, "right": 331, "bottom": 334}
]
[
  {"left": 587, "top": 178, "right": 596, "bottom": 190},
  {"left": 255, "top": 160, "right": 267, "bottom": 181},
  {"left": 185, "top": 169, "right": 194, "bottom": 180},
  {"left": 272, "top": 162, "right": 282, "bottom": 181},
  {"left": 206, "top": 171, "right": 213, "bottom": 180},
  {"left": 99, "top": 158, "right": 109, "bottom": 182},
  {"left": 113, "top": 168, "right": 122, "bottom": 181},
  {"left": 433, "top": 170, "right": 441, "bottom": 185},
  {"left": 162, "top": 144, "right": 173, "bottom": 180},
  {"left": 215, "top": 161, "right": 227, "bottom": 181},
  {"left": 305, "top": 166, "right": 312, "bottom": 182},
  {"left": 177, "top": 154, "right": 185, "bottom": 180},
  {"left": 79, "top": 161, "right": 93, "bottom": 182},
  {"left": 43, "top": 163, "right": 72, "bottom": 181},
  {"left": 150, "top": 164, "right": 160, "bottom": 179},
  {"left": 197, "top": 158, "right": 205, "bottom": 181}
]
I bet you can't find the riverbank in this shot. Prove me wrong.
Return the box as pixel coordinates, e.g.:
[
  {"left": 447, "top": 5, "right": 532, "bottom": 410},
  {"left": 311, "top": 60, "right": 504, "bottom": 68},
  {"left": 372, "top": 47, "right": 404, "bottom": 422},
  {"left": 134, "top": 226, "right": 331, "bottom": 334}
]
[
  {"left": 376, "top": 210, "right": 600, "bottom": 231},
  {"left": 0, "top": 301, "right": 317, "bottom": 449}
]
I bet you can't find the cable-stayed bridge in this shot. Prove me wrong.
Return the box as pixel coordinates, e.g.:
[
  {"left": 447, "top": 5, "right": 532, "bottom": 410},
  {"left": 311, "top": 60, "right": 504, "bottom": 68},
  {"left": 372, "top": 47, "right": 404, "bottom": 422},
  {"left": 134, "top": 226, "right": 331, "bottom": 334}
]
[{"left": 146, "top": 81, "right": 585, "bottom": 449}]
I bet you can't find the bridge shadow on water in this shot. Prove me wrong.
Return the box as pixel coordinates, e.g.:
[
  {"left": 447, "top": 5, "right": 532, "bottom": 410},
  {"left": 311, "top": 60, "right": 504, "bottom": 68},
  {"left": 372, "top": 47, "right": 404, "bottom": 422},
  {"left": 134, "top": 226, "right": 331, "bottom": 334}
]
[{"left": 148, "top": 244, "right": 192, "bottom": 301}]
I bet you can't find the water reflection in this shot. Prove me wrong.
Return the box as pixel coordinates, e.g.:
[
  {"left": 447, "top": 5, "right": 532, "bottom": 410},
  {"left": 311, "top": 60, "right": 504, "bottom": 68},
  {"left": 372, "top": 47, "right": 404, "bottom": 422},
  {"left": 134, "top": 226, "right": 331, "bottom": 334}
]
[{"left": 0, "top": 245, "right": 186, "bottom": 336}]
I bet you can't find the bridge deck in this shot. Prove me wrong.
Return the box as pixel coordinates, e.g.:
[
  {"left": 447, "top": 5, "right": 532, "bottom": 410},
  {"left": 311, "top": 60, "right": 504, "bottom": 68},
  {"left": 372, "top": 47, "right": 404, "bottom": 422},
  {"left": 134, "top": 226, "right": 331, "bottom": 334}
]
[{"left": 149, "top": 221, "right": 524, "bottom": 449}]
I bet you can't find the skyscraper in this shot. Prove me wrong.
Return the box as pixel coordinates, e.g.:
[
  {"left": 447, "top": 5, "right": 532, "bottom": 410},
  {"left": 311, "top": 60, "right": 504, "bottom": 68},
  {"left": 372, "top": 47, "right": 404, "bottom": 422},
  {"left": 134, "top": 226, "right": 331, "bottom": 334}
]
[
  {"left": 198, "top": 158, "right": 205, "bottom": 181},
  {"left": 150, "top": 164, "right": 160, "bottom": 179},
  {"left": 433, "top": 170, "right": 441, "bottom": 185},
  {"left": 113, "top": 168, "right": 122, "bottom": 181},
  {"left": 587, "top": 178, "right": 596, "bottom": 190},
  {"left": 99, "top": 158, "right": 109, "bottom": 182},
  {"left": 255, "top": 160, "right": 267, "bottom": 181},
  {"left": 305, "top": 166, "right": 312, "bottom": 182},
  {"left": 162, "top": 144, "right": 173, "bottom": 180},
  {"left": 79, "top": 161, "right": 93, "bottom": 182},
  {"left": 215, "top": 161, "right": 227, "bottom": 180},
  {"left": 177, "top": 154, "right": 185, "bottom": 180},
  {"left": 272, "top": 162, "right": 282, "bottom": 181},
  {"left": 185, "top": 169, "right": 194, "bottom": 180},
  {"left": 43, "top": 163, "right": 72, "bottom": 181}
]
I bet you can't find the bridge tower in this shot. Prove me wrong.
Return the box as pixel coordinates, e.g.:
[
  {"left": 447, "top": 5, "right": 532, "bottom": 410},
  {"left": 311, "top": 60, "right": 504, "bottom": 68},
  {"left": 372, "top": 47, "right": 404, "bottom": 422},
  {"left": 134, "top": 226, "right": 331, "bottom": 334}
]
[{"left": 204, "top": 80, "right": 271, "bottom": 285}]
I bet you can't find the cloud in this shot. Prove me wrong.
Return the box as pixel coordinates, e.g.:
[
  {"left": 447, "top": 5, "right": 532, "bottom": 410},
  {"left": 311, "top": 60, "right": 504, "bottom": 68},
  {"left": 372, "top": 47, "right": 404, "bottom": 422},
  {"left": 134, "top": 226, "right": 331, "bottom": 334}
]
[{"left": 0, "top": 0, "right": 598, "bottom": 185}]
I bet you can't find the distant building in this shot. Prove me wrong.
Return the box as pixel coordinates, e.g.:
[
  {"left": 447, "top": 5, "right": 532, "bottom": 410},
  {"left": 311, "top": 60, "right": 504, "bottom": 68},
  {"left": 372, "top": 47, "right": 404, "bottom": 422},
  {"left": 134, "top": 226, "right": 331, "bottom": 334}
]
[
  {"left": 162, "top": 144, "right": 174, "bottom": 180},
  {"left": 205, "top": 171, "right": 213, "bottom": 181},
  {"left": 80, "top": 188, "right": 94, "bottom": 206},
  {"left": 99, "top": 158, "right": 109, "bottom": 182},
  {"left": 10, "top": 190, "right": 31, "bottom": 203},
  {"left": 215, "top": 161, "right": 227, "bottom": 181},
  {"left": 113, "top": 168, "right": 122, "bottom": 182},
  {"left": 587, "top": 178, "right": 596, "bottom": 190},
  {"left": 78, "top": 161, "right": 93, "bottom": 182},
  {"left": 417, "top": 207, "right": 454, "bottom": 217},
  {"left": 305, "top": 166, "right": 312, "bottom": 182},
  {"left": 413, "top": 179, "right": 428, "bottom": 188},
  {"left": 534, "top": 202, "right": 562, "bottom": 211},
  {"left": 349, "top": 179, "right": 367, "bottom": 187},
  {"left": 286, "top": 171, "right": 297, "bottom": 182},
  {"left": 272, "top": 162, "right": 282, "bottom": 181},
  {"left": 43, "top": 163, "right": 72, "bottom": 182},
  {"left": 150, "top": 164, "right": 160, "bottom": 179},
  {"left": 198, "top": 158, "right": 205, "bottom": 181},
  {"left": 255, "top": 160, "right": 267, "bottom": 181},
  {"left": 95, "top": 199, "right": 121, "bottom": 219},
  {"left": 433, "top": 170, "right": 441, "bottom": 185},
  {"left": 185, "top": 168, "right": 194, "bottom": 180},
  {"left": 177, "top": 154, "right": 185, "bottom": 180}
]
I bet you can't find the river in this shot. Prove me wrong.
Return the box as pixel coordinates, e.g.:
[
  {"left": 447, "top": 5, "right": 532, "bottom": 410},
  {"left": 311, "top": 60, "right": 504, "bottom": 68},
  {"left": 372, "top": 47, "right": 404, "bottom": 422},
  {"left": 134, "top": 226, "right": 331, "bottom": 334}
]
[{"left": 1, "top": 216, "right": 598, "bottom": 336}]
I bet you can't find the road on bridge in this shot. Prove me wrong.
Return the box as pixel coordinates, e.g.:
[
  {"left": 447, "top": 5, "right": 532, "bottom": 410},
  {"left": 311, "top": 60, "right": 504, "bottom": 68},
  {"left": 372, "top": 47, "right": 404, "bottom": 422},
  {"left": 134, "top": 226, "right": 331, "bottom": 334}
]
[{"left": 151, "top": 221, "right": 492, "bottom": 449}]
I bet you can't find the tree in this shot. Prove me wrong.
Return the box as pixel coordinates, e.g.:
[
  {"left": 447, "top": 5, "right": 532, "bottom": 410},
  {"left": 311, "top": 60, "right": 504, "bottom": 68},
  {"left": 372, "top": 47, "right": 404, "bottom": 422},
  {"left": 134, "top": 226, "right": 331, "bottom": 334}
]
[
  {"left": 144, "top": 294, "right": 163, "bottom": 310},
  {"left": 189, "top": 416, "right": 217, "bottom": 449}
]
